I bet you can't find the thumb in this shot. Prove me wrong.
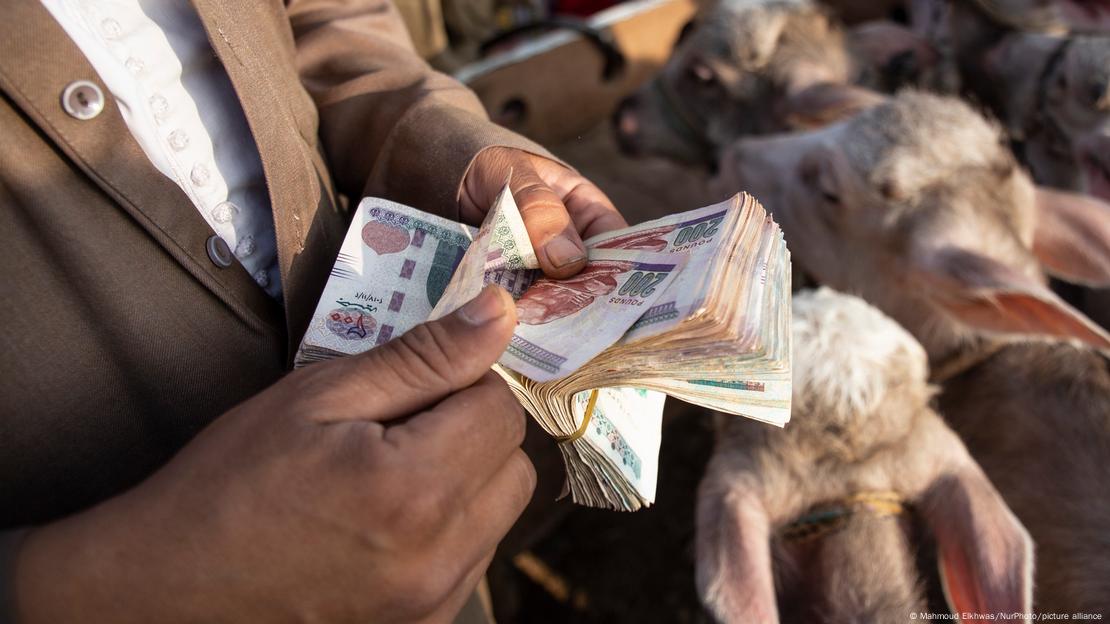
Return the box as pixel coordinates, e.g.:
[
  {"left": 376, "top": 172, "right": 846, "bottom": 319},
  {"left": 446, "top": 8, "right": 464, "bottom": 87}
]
[
  {"left": 310, "top": 285, "right": 517, "bottom": 423},
  {"left": 509, "top": 158, "right": 589, "bottom": 279}
]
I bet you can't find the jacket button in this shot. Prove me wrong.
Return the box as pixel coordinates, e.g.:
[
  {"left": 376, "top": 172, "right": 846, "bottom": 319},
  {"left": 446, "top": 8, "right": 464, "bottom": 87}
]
[
  {"left": 206, "top": 235, "right": 234, "bottom": 268},
  {"left": 61, "top": 80, "right": 105, "bottom": 120}
]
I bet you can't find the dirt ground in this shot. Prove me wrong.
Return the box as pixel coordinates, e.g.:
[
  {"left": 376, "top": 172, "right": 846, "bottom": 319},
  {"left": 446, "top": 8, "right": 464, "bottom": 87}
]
[{"left": 487, "top": 122, "right": 723, "bottom": 623}]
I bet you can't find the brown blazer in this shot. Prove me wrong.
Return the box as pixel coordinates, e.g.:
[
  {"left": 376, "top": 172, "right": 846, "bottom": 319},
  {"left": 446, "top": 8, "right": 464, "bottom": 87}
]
[{"left": 0, "top": 0, "right": 546, "bottom": 528}]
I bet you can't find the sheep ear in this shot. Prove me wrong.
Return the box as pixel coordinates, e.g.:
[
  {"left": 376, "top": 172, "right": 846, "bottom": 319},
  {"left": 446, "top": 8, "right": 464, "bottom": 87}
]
[
  {"left": 910, "top": 245, "right": 1110, "bottom": 351},
  {"left": 919, "top": 466, "right": 1034, "bottom": 617},
  {"left": 696, "top": 480, "right": 779, "bottom": 623},
  {"left": 781, "top": 82, "right": 887, "bottom": 130},
  {"left": 1033, "top": 187, "right": 1110, "bottom": 288}
]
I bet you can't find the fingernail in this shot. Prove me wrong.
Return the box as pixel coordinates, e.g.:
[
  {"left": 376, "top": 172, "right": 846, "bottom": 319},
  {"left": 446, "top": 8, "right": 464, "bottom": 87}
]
[
  {"left": 458, "top": 285, "right": 509, "bottom": 326},
  {"left": 544, "top": 234, "right": 586, "bottom": 269}
]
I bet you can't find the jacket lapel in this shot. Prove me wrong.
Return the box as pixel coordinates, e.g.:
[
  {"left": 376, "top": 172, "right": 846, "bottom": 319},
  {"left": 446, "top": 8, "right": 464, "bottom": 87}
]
[
  {"left": 190, "top": 0, "right": 345, "bottom": 361},
  {"left": 0, "top": 2, "right": 284, "bottom": 336}
]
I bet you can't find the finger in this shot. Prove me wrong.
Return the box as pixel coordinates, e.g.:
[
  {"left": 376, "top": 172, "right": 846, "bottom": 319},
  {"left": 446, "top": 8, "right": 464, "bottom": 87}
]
[
  {"left": 384, "top": 371, "right": 526, "bottom": 500},
  {"left": 403, "top": 450, "right": 534, "bottom": 622},
  {"left": 528, "top": 154, "right": 627, "bottom": 239},
  {"left": 509, "top": 158, "right": 589, "bottom": 279},
  {"left": 438, "top": 449, "right": 536, "bottom": 572},
  {"left": 414, "top": 551, "right": 496, "bottom": 624},
  {"left": 309, "top": 285, "right": 516, "bottom": 423},
  {"left": 559, "top": 179, "right": 628, "bottom": 240}
]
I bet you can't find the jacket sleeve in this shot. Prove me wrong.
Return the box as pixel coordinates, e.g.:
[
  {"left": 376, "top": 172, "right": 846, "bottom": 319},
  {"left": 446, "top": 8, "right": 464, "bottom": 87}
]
[{"left": 286, "top": 0, "right": 554, "bottom": 220}]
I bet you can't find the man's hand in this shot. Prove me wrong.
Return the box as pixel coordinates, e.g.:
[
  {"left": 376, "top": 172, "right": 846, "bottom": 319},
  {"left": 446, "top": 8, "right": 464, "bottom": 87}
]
[
  {"left": 461, "top": 147, "right": 628, "bottom": 279},
  {"left": 15, "top": 286, "right": 533, "bottom": 624}
]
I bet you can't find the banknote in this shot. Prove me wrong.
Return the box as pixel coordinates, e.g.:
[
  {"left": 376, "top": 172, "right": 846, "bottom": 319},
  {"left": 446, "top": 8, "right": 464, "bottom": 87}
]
[
  {"left": 503, "top": 249, "right": 688, "bottom": 382},
  {"left": 428, "top": 184, "right": 537, "bottom": 322},
  {"left": 426, "top": 182, "right": 689, "bottom": 382},
  {"left": 570, "top": 386, "right": 665, "bottom": 506},
  {"left": 586, "top": 197, "right": 740, "bottom": 343},
  {"left": 295, "top": 198, "right": 476, "bottom": 366}
]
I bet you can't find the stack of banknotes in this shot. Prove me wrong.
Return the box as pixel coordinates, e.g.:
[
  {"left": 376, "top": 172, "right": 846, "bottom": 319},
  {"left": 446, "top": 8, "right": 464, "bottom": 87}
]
[{"left": 296, "top": 185, "right": 792, "bottom": 511}]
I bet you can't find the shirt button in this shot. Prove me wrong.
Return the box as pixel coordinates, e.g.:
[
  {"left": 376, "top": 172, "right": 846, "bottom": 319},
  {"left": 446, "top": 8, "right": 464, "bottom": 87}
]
[
  {"left": 125, "top": 57, "right": 145, "bottom": 75},
  {"left": 100, "top": 18, "right": 122, "bottom": 39},
  {"left": 211, "top": 201, "right": 239, "bottom": 224},
  {"left": 148, "top": 93, "right": 169, "bottom": 119},
  {"left": 168, "top": 129, "right": 190, "bottom": 151},
  {"left": 190, "top": 163, "right": 211, "bottom": 187},
  {"left": 253, "top": 269, "right": 271, "bottom": 288},
  {"left": 61, "top": 80, "right": 105, "bottom": 120},
  {"left": 206, "top": 235, "right": 234, "bottom": 268},
  {"left": 235, "top": 236, "right": 256, "bottom": 258}
]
